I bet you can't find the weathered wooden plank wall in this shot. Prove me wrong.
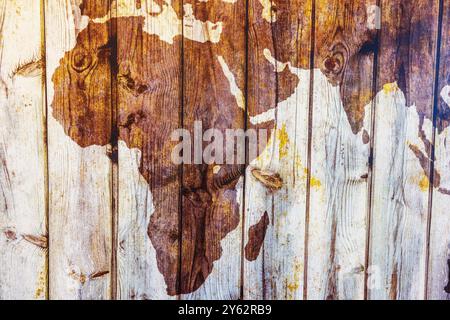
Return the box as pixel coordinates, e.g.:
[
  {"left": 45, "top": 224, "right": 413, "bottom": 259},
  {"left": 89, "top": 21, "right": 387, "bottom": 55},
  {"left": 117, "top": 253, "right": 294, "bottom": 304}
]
[{"left": 0, "top": 0, "right": 449, "bottom": 300}]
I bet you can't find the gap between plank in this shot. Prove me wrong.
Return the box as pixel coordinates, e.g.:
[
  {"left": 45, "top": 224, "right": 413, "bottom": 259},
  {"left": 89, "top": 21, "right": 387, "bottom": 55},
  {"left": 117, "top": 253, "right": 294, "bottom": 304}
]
[
  {"left": 363, "top": 0, "right": 382, "bottom": 301},
  {"left": 40, "top": 0, "right": 50, "bottom": 301},
  {"left": 303, "top": 0, "right": 316, "bottom": 301}
]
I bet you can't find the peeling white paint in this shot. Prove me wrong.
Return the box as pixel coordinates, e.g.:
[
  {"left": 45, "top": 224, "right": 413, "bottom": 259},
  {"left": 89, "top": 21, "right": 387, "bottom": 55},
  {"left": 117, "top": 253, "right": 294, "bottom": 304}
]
[
  {"left": 71, "top": 2, "right": 89, "bottom": 36},
  {"left": 183, "top": 3, "right": 223, "bottom": 44},
  {"left": 249, "top": 49, "right": 301, "bottom": 125},
  {"left": 90, "top": 0, "right": 223, "bottom": 44},
  {"left": 441, "top": 85, "right": 450, "bottom": 107},
  {"left": 217, "top": 55, "right": 245, "bottom": 110},
  {"left": 259, "top": 0, "right": 277, "bottom": 23},
  {"left": 366, "top": 4, "right": 381, "bottom": 30},
  {"left": 263, "top": 48, "right": 289, "bottom": 72}
]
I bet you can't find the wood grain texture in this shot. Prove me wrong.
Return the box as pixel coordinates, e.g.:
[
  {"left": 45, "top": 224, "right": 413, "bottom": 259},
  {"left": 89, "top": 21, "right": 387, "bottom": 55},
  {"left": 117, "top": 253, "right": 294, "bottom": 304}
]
[
  {"left": 306, "top": 0, "right": 376, "bottom": 300},
  {"left": 45, "top": 0, "right": 113, "bottom": 299},
  {"left": 243, "top": 0, "right": 312, "bottom": 300},
  {"left": 0, "top": 0, "right": 48, "bottom": 300},
  {"left": 180, "top": 0, "right": 246, "bottom": 299},
  {"left": 115, "top": 0, "right": 182, "bottom": 299},
  {"left": 368, "top": 0, "right": 440, "bottom": 300},
  {"left": 427, "top": 0, "right": 450, "bottom": 300},
  {"left": 0, "top": 0, "right": 449, "bottom": 301}
]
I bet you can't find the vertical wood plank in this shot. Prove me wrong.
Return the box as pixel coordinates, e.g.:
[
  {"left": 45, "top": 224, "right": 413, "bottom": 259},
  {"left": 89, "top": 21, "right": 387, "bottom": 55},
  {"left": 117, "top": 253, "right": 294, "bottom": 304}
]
[
  {"left": 368, "top": 0, "right": 440, "bottom": 300},
  {"left": 45, "top": 0, "right": 113, "bottom": 299},
  {"left": 180, "top": 0, "right": 246, "bottom": 300},
  {"left": 307, "top": 0, "right": 376, "bottom": 300},
  {"left": 115, "top": 0, "right": 182, "bottom": 299},
  {"left": 0, "top": 0, "right": 48, "bottom": 300},
  {"left": 427, "top": 0, "right": 450, "bottom": 300},
  {"left": 244, "top": 0, "right": 313, "bottom": 300}
]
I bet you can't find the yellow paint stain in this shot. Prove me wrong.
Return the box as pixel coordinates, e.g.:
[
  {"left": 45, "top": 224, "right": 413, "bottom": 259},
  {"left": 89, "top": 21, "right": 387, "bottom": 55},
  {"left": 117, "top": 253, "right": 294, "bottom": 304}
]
[
  {"left": 34, "top": 268, "right": 46, "bottom": 299},
  {"left": 408, "top": 173, "right": 430, "bottom": 192},
  {"left": 383, "top": 82, "right": 399, "bottom": 94},
  {"left": 419, "top": 174, "right": 430, "bottom": 192},
  {"left": 294, "top": 156, "right": 303, "bottom": 171},
  {"left": 286, "top": 282, "right": 299, "bottom": 292},
  {"left": 302, "top": 168, "right": 322, "bottom": 189},
  {"left": 277, "top": 123, "right": 289, "bottom": 159},
  {"left": 310, "top": 176, "right": 322, "bottom": 188},
  {"left": 286, "top": 259, "right": 302, "bottom": 299}
]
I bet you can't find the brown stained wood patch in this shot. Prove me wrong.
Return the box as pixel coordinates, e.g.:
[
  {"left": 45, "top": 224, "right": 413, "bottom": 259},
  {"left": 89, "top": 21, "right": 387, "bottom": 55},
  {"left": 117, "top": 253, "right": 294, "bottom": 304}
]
[
  {"left": 251, "top": 169, "right": 283, "bottom": 192},
  {"left": 79, "top": 0, "right": 110, "bottom": 19},
  {"left": 11, "top": 59, "right": 43, "bottom": 78},
  {"left": 244, "top": 211, "right": 269, "bottom": 261},
  {"left": 325, "top": 218, "right": 338, "bottom": 300},
  {"left": 314, "top": 0, "right": 378, "bottom": 134},
  {"left": 3, "top": 228, "right": 17, "bottom": 241},
  {"left": 389, "top": 265, "right": 398, "bottom": 300},
  {"left": 89, "top": 270, "right": 110, "bottom": 279},
  {"left": 180, "top": 0, "right": 248, "bottom": 294},
  {"left": 22, "top": 234, "right": 48, "bottom": 249}
]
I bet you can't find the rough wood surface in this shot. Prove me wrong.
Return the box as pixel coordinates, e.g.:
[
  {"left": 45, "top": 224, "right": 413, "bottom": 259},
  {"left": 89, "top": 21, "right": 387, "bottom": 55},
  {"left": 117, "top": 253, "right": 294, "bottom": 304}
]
[
  {"left": 0, "top": 0, "right": 48, "bottom": 300},
  {"left": 114, "top": 0, "right": 182, "bottom": 300},
  {"left": 0, "top": 0, "right": 449, "bottom": 300},
  {"left": 180, "top": 0, "right": 246, "bottom": 299},
  {"left": 45, "top": 0, "right": 113, "bottom": 299},
  {"left": 243, "top": 0, "right": 312, "bottom": 300},
  {"left": 368, "top": 0, "right": 440, "bottom": 300},
  {"left": 307, "top": 0, "right": 375, "bottom": 300}
]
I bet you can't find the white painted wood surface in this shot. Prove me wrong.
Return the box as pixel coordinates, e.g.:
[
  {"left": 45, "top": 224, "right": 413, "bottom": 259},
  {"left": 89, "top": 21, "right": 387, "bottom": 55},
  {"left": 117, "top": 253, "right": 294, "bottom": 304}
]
[
  {"left": 117, "top": 142, "right": 174, "bottom": 299},
  {"left": 0, "top": 0, "right": 48, "bottom": 300},
  {"left": 244, "top": 62, "right": 311, "bottom": 300},
  {"left": 304, "top": 0, "right": 375, "bottom": 300},
  {"left": 44, "top": 0, "right": 112, "bottom": 300},
  {"left": 428, "top": 124, "right": 450, "bottom": 300},
  {"left": 368, "top": 89, "right": 431, "bottom": 299},
  {"left": 306, "top": 70, "right": 371, "bottom": 300},
  {"left": 367, "top": 0, "right": 439, "bottom": 299}
]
